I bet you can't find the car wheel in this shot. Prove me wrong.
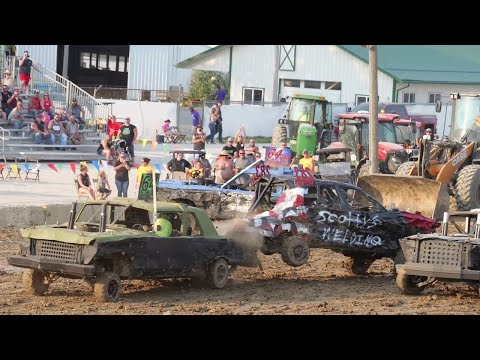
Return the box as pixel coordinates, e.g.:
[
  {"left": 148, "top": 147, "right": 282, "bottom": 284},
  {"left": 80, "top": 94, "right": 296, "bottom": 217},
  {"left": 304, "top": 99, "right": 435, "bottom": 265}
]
[
  {"left": 281, "top": 236, "right": 310, "bottom": 267},
  {"left": 396, "top": 270, "right": 428, "bottom": 295},
  {"left": 23, "top": 269, "right": 49, "bottom": 296},
  {"left": 94, "top": 272, "right": 121, "bottom": 303},
  {"left": 346, "top": 256, "right": 374, "bottom": 275},
  {"left": 207, "top": 258, "right": 229, "bottom": 289}
]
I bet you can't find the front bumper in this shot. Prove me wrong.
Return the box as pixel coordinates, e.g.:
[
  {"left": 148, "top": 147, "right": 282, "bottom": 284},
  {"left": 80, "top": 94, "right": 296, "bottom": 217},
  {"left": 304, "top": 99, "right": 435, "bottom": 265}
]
[
  {"left": 396, "top": 263, "right": 480, "bottom": 281},
  {"left": 7, "top": 255, "right": 95, "bottom": 277}
]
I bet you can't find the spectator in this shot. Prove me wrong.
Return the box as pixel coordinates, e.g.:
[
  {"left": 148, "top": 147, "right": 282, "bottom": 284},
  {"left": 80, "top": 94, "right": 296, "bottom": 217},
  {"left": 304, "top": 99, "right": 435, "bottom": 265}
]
[
  {"left": 97, "top": 134, "right": 113, "bottom": 163},
  {"left": 48, "top": 113, "right": 68, "bottom": 148},
  {"left": 189, "top": 106, "right": 202, "bottom": 134},
  {"left": 77, "top": 165, "right": 96, "bottom": 200},
  {"left": 1, "top": 85, "right": 12, "bottom": 112},
  {"left": 2, "top": 70, "right": 14, "bottom": 93},
  {"left": 136, "top": 157, "right": 153, "bottom": 189},
  {"left": 216, "top": 85, "right": 227, "bottom": 102},
  {"left": 214, "top": 150, "right": 234, "bottom": 183},
  {"left": 206, "top": 105, "right": 218, "bottom": 144},
  {"left": 192, "top": 125, "right": 206, "bottom": 151},
  {"left": 215, "top": 100, "right": 224, "bottom": 143},
  {"left": 298, "top": 149, "right": 316, "bottom": 172},
  {"left": 96, "top": 170, "right": 112, "bottom": 200},
  {"left": 7, "top": 101, "right": 25, "bottom": 129},
  {"left": 58, "top": 107, "right": 69, "bottom": 127},
  {"left": 68, "top": 98, "right": 85, "bottom": 128},
  {"left": 0, "top": 109, "right": 6, "bottom": 122},
  {"left": 167, "top": 153, "right": 192, "bottom": 174},
  {"left": 234, "top": 149, "right": 251, "bottom": 185},
  {"left": 40, "top": 92, "right": 55, "bottom": 118},
  {"left": 119, "top": 117, "right": 138, "bottom": 163},
  {"left": 27, "top": 89, "right": 42, "bottom": 118},
  {"left": 66, "top": 116, "right": 85, "bottom": 145},
  {"left": 254, "top": 151, "right": 264, "bottom": 165},
  {"left": 233, "top": 150, "right": 239, "bottom": 160},
  {"left": 107, "top": 115, "right": 121, "bottom": 138},
  {"left": 41, "top": 110, "right": 51, "bottom": 128},
  {"left": 18, "top": 50, "right": 39, "bottom": 94},
  {"left": 30, "top": 114, "right": 51, "bottom": 144},
  {"left": 234, "top": 127, "right": 246, "bottom": 152},
  {"left": 6, "top": 88, "right": 20, "bottom": 116},
  {"left": 222, "top": 137, "right": 236, "bottom": 156},
  {"left": 113, "top": 152, "right": 131, "bottom": 197},
  {"left": 244, "top": 138, "right": 259, "bottom": 163},
  {"left": 197, "top": 152, "right": 212, "bottom": 178}
]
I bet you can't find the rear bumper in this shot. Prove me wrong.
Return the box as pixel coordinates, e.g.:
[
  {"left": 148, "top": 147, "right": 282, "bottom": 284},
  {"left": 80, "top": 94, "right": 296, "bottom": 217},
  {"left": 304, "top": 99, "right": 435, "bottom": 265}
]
[
  {"left": 396, "top": 263, "right": 480, "bottom": 281},
  {"left": 7, "top": 256, "right": 95, "bottom": 277}
]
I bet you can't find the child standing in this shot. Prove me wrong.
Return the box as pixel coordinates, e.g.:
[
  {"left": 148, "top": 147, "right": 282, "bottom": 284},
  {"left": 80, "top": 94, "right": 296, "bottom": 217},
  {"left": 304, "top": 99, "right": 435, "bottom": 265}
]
[{"left": 97, "top": 170, "right": 112, "bottom": 200}]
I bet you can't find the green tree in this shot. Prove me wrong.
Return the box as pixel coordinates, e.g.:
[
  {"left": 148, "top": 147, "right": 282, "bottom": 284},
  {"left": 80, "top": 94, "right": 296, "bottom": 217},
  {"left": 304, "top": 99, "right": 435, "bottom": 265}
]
[{"left": 188, "top": 70, "right": 229, "bottom": 101}]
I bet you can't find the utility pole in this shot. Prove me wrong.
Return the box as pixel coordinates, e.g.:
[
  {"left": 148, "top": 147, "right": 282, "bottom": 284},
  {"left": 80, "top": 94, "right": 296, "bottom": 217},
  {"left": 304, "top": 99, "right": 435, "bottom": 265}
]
[{"left": 368, "top": 45, "right": 379, "bottom": 174}]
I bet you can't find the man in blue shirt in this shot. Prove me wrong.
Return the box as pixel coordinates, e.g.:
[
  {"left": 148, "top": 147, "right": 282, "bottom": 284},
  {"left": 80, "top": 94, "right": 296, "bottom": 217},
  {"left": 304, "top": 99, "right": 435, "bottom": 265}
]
[
  {"left": 189, "top": 106, "right": 202, "bottom": 134},
  {"left": 216, "top": 86, "right": 227, "bottom": 102}
]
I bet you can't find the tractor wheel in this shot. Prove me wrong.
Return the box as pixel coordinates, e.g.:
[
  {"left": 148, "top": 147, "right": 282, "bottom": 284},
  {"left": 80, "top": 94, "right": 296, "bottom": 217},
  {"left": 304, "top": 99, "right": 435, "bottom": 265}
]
[
  {"left": 454, "top": 165, "right": 480, "bottom": 211},
  {"left": 207, "top": 258, "right": 229, "bottom": 289},
  {"left": 272, "top": 125, "right": 287, "bottom": 148},
  {"left": 358, "top": 164, "right": 370, "bottom": 178},
  {"left": 94, "top": 272, "right": 121, "bottom": 303},
  {"left": 23, "top": 269, "right": 49, "bottom": 296},
  {"left": 281, "top": 236, "right": 310, "bottom": 267},
  {"left": 395, "top": 161, "right": 417, "bottom": 176},
  {"left": 396, "top": 270, "right": 428, "bottom": 295}
]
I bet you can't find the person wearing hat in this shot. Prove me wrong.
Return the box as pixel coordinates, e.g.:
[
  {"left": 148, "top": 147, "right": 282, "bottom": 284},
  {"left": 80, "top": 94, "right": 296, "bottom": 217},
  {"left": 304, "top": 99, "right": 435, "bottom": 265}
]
[
  {"left": 136, "top": 157, "right": 153, "bottom": 189},
  {"left": 2, "top": 70, "right": 14, "bottom": 93},
  {"left": 113, "top": 152, "right": 131, "bottom": 197},
  {"left": 192, "top": 125, "right": 206, "bottom": 151},
  {"left": 77, "top": 165, "right": 96, "bottom": 200},
  {"left": 214, "top": 150, "right": 234, "bottom": 183},
  {"left": 68, "top": 98, "right": 85, "bottom": 129},
  {"left": 197, "top": 152, "right": 212, "bottom": 178},
  {"left": 423, "top": 128, "right": 433, "bottom": 141},
  {"left": 189, "top": 106, "right": 202, "bottom": 135},
  {"left": 119, "top": 116, "right": 138, "bottom": 163},
  {"left": 222, "top": 137, "right": 236, "bottom": 156}
]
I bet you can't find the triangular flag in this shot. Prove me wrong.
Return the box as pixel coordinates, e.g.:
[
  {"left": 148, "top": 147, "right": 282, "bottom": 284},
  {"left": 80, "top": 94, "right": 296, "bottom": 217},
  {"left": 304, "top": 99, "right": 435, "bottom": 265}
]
[
  {"left": 24, "top": 163, "right": 30, "bottom": 171},
  {"left": 47, "top": 164, "right": 58, "bottom": 172},
  {"left": 163, "top": 143, "right": 170, "bottom": 152},
  {"left": 151, "top": 141, "right": 157, "bottom": 151},
  {"left": 57, "top": 163, "right": 64, "bottom": 171},
  {"left": 92, "top": 160, "right": 100, "bottom": 171},
  {"left": 80, "top": 161, "right": 87, "bottom": 167},
  {"left": 0, "top": 164, "right": 5, "bottom": 171},
  {"left": 174, "top": 145, "right": 181, "bottom": 150},
  {"left": 70, "top": 162, "right": 76, "bottom": 174},
  {"left": 133, "top": 163, "right": 140, "bottom": 169},
  {"left": 154, "top": 164, "right": 161, "bottom": 172},
  {"left": 142, "top": 139, "right": 148, "bottom": 148},
  {"left": 11, "top": 164, "right": 18, "bottom": 174}
]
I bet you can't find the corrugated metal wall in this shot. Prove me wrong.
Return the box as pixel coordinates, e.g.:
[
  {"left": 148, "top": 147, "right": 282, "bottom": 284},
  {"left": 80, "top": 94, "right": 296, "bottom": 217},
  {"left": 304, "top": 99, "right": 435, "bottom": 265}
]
[
  {"left": 16, "top": 45, "right": 57, "bottom": 71},
  {"left": 230, "top": 45, "right": 276, "bottom": 102},
  {"left": 278, "top": 45, "right": 394, "bottom": 106},
  {"left": 180, "top": 46, "right": 230, "bottom": 72},
  {"left": 127, "top": 45, "right": 209, "bottom": 94}
]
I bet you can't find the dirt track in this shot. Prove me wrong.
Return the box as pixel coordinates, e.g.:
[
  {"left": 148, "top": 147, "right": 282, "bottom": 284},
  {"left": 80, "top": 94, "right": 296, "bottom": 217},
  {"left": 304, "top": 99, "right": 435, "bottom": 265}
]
[{"left": 1, "top": 227, "right": 479, "bottom": 315}]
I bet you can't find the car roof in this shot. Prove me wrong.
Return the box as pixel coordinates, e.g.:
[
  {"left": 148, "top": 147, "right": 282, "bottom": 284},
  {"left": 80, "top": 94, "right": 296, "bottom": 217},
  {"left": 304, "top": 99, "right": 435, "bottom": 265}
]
[{"left": 83, "top": 198, "right": 191, "bottom": 212}]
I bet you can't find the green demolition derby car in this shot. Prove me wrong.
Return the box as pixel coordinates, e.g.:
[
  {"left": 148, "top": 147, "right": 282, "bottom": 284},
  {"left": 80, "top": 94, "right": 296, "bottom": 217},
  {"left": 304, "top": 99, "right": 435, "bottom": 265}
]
[{"left": 8, "top": 198, "right": 258, "bottom": 302}]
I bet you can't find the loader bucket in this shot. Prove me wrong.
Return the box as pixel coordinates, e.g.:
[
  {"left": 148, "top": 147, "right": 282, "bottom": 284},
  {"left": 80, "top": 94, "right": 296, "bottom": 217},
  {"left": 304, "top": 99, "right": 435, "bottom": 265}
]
[{"left": 357, "top": 175, "right": 450, "bottom": 220}]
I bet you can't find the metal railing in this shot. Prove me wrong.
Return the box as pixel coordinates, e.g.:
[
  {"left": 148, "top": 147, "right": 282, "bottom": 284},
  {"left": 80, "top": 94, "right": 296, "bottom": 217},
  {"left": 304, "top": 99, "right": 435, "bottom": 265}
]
[
  {"left": 1, "top": 56, "right": 111, "bottom": 132},
  {"left": 81, "top": 86, "right": 188, "bottom": 102},
  {"left": 0, "top": 126, "right": 11, "bottom": 153}
]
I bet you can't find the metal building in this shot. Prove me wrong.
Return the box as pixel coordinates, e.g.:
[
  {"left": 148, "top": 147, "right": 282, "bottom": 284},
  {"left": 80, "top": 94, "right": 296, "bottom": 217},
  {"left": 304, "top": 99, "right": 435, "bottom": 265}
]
[{"left": 15, "top": 45, "right": 209, "bottom": 97}]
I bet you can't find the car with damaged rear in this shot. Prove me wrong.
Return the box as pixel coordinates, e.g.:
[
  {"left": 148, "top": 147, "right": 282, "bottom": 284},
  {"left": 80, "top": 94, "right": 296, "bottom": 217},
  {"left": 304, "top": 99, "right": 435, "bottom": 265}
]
[
  {"left": 247, "top": 175, "right": 439, "bottom": 274},
  {"left": 7, "top": 198, "right": 258, "bottom": 302}
]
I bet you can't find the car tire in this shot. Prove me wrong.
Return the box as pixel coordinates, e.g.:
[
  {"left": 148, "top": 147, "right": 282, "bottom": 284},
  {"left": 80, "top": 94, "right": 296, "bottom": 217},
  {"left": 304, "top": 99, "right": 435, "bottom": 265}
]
[
  {"left": 395, "top": 270, "right": 427, "bottom": 295},
  {"left": 94, "top": 272, "right": 121, "bottom": 303},
  {"left": 346, "top": 256, "right": 374, "bottom": 275},
  {"left": 23, "top": 269, "right": 49, "bottom": 296},
  {"left": 281, "top": 236, "right": 310, "bottom": 267},
  {"left": 207, "top": 258, "right": 229, "bottom": 289}
]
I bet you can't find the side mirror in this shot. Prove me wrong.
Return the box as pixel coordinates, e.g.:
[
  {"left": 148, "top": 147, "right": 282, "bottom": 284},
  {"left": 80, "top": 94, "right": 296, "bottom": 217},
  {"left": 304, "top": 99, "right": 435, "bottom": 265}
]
[{"left": 435, "top": 100, "right": 442, "bottom": 113}]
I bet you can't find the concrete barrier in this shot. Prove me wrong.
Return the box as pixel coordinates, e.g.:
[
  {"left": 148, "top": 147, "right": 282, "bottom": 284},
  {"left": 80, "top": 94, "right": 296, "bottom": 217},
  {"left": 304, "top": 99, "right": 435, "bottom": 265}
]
[{"left": 0, "top": 204, "right": 71, "bottom": 228}]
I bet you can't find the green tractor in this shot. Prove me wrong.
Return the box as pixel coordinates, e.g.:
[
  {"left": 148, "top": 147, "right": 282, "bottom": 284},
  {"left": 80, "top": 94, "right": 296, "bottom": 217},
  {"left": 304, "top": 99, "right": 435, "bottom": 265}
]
[{"left": 272, "top": 94, "right": 333, "bottom": 158}]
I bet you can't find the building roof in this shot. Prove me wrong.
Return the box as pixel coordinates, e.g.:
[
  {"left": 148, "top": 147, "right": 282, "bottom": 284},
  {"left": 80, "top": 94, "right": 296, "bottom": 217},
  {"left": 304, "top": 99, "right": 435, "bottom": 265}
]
[
  {"left": 178, "top": 45, "right": 480, "bottom": 84},
  {"left": 338, "top": 45, "right": 480, "bottom": 84}
]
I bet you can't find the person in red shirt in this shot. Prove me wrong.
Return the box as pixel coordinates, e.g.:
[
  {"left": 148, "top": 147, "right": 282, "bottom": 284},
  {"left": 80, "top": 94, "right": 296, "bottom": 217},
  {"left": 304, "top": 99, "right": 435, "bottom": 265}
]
[{"left": 107, "top": 115, "right": 122, "bottom": 138}]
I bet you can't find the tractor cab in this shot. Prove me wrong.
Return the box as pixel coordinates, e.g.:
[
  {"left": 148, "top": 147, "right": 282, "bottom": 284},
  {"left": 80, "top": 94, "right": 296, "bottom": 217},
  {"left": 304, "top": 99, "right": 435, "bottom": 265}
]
[
  {"left": 273, "top": 94, "right": 332, "bottom": 157},
  {"left": 450, "top": 93, "right": 480, "bottom": 143}
]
